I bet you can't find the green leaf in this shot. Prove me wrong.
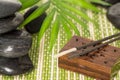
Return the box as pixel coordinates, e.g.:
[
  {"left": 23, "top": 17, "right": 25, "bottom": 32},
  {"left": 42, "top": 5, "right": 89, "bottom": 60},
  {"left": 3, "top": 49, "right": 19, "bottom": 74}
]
[
  {"left": 60, "top": 14, "right": 80, "bottom": 36},
  {"left": 57, "top": 1, "right": 93, "bottom": 22},
  {"left": 57, "top": 5, "right": 88, "bottom": 30},
  {"left": 111, "top": 59, "right": 120, "bottom": 78},
  {"left": 19, "top": 0, "right": 40, "bottom": 10},
  {"left": 89, "top": 0, "right": 111, "bottom": 6},
  {"left": 48, "top": 15, "right": 60, "bottom": 52},
  {"left": 54, "top": 0, "right": 98, "bottom": 27},
  {"left": 20, "top": 1, "right": 50, "bottom": 27},
  {"left": 78, "top": 0, "right": 101, "bottom": 12},
  {"left": 63, "top": 0, "right": 101, "bottom": 12},
  {"left": 37, "top": 9, "right": 56, "bottom": 44},
  {"left": 60, "top": 17, "right": 72, "bottom": 40},
  {"left": 60, "top": 9, "right": 90, "bottom": 34}
]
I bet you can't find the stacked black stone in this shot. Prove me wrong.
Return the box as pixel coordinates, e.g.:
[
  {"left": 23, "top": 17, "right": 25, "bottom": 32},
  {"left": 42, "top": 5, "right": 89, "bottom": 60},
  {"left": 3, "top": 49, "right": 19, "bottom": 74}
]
[{"left": 0, "top": 0, "right": 33, "bottom": 75}]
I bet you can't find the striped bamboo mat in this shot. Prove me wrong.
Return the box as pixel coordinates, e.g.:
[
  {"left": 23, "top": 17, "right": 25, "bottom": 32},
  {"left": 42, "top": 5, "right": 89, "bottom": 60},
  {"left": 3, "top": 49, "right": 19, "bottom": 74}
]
[{"left": 1, "top": 8, "right": 120, "bottom": 80}]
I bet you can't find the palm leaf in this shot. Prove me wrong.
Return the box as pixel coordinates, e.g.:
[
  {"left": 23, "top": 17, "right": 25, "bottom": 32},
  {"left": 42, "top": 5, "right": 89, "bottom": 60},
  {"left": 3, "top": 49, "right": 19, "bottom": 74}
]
[
  {"left": 89, "top": 0, "right": 111, "bottom": 6},
  {"left": 48, "top": 15, "right": 60, "bottom": 52},
  {"left": 57, "top": 6, "right": 88, "bottom": 30},
  {"left": 57, "top": 1, "right": 93, "bottom": 22},
  {"left": 60, "top": 17, "right": 72, "bottom": 40},
  {"left": 60, "top": 14, "right": 80, "bottom": 36},
  {"left": 21, "top": 1, "right": 50, "bottom": 27},
  {"left": 19, "top": 0, "right": 40, "bottom": 10},
  {"left": 63, "top": 0, "right": 101, "bottom": 12},
  {"left": 53, "top": 2, "right": 80, "bottom": 35},
  {"left": 37, "top": 9, "right": 56, "bottom": 46},
  {"left": 111, "top": 59, "right": 120, "bottom": 78},
  {"left": 57, "top": 1, "right": 99, "bottom": 27}
]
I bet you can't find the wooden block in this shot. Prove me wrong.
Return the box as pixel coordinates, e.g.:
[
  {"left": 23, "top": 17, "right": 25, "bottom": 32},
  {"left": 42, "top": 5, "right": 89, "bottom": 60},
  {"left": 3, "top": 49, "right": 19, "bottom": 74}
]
[{"left": 59, "top": 36, "right": 120, "bottom": 80}]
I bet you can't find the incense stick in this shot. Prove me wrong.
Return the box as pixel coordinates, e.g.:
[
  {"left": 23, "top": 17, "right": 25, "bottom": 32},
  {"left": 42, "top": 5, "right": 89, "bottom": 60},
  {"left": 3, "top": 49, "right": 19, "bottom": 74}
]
[
  {"left": 54, "top": 48, "right": 77, "bottom": 58},
  {"left": 54, "top": 32, "right": 120, "bottom": 58},
  {"left": 68, "top": 36, "right": 120, "bottom": 59},
  {"left": 77, "top": 32, "right": 120, "bottom": 50}
]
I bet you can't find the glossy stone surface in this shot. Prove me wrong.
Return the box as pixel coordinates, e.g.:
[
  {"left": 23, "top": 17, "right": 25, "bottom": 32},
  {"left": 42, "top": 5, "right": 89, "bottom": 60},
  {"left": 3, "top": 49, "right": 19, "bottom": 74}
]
[
  {"left": 0, "top": 13, "right": 24, "bottom": 34},
  {"left": 0, "top": 54, "right": 33, "bottom": 75},
  {"left": 0, "top": 0, "right": 21, "bottom": 18},
  {"left": 107, "top": 3, "right": 120, "bottom": 29},
  {"left": 24, "top": 6, "right": 47, "bottom": 34},
  {"left": 0, "top": 30, "right": 32, "bottom": 58}
]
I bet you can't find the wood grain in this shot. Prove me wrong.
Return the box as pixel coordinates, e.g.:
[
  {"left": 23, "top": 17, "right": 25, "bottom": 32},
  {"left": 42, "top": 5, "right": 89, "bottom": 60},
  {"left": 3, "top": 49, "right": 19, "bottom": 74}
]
[{"left": 59, "top": 36, "right": 120, "bottom": 80}]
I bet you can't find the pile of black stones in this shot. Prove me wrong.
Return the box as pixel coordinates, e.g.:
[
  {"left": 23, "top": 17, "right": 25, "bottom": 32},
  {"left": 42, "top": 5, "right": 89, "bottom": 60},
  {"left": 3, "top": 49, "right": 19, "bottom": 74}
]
[
  {"left": 94, "top": 0, "right": 120, "bottom": 30},
  {"left": 0, "top": 0, "right": 46, "bottom": 75}
]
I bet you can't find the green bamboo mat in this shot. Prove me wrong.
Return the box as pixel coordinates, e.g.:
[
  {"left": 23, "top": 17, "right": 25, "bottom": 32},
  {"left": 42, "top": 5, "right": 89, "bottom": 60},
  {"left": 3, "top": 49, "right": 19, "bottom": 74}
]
[{"left": 1, "top": 8, "right": 120, "bottom": 80}]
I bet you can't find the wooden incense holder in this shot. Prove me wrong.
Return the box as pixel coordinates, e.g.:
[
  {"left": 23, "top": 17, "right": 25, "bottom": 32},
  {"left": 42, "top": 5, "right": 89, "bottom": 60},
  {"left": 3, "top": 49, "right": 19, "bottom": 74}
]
[{"left": 59, "top": 36, "right": 120, "bottom": 80}]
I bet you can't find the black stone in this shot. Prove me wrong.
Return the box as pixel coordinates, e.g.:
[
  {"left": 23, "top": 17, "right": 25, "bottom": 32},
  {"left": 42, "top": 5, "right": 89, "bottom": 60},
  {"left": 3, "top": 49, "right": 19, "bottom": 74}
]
[
  {"left": 0, "top": 13, "right": 24, "bottom": 34},
  {"left": 24, "top": 6, "right": 47, "bottom": 34},
  {"left": 0, "top": 30, "right": 32, "bottom": 58},
  {"left": 0, "top": 0, "right": 21, "bottom": 18},
  {"left": 107, "top": 3, "right": 120, "bottom": 29},
  {"left": 0, "top": 54, "right": 33, "bottom": 75},
  {"left": 24, "top": 6, "right": 38, "bottom": 19},
  {"left": 104, "top": 0, "right": 120, "bottom": 5}
]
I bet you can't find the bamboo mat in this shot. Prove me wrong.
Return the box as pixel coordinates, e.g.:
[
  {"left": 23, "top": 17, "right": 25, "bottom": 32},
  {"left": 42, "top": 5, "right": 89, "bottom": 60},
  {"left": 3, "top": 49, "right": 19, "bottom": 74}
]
[{"left": 1, "top": 8, "right": 120, "bottom": 80}]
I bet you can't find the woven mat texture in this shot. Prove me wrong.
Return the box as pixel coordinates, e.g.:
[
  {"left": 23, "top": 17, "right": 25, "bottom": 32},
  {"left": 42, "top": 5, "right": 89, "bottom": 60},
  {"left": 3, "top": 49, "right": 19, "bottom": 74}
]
[{"left": 0, "top": 8, "right": 120, "bottom": 80}]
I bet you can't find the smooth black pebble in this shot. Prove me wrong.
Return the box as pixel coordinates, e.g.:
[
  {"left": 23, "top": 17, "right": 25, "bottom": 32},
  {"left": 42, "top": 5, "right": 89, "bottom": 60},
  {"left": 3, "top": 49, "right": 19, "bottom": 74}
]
[
  {"left": 0, "top": 13, "right": 24, "bottom": 34},
  {"left": 24, "top": 6, "right": 47, "bottom": 34},
  {"left": 104, "top": 0, "right": 120, "bottom": 4},
  {"left": 107, "top": 3, "right": 120, "bottom": 29},
  {"left": 0, "top": 54, "right": 33, "bottom": 75},
  {"left": 0, "top": 30, "right": 32, "bottom": 58},
  {"left": 0, "top": 0, "right": 21, "bottom": 18}
]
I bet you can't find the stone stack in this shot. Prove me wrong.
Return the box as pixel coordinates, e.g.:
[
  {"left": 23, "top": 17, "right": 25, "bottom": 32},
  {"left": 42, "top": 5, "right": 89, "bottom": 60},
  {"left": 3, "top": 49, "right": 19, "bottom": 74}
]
[{"left": 0, "top": 0, "right": 33, "bottom": 75}]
